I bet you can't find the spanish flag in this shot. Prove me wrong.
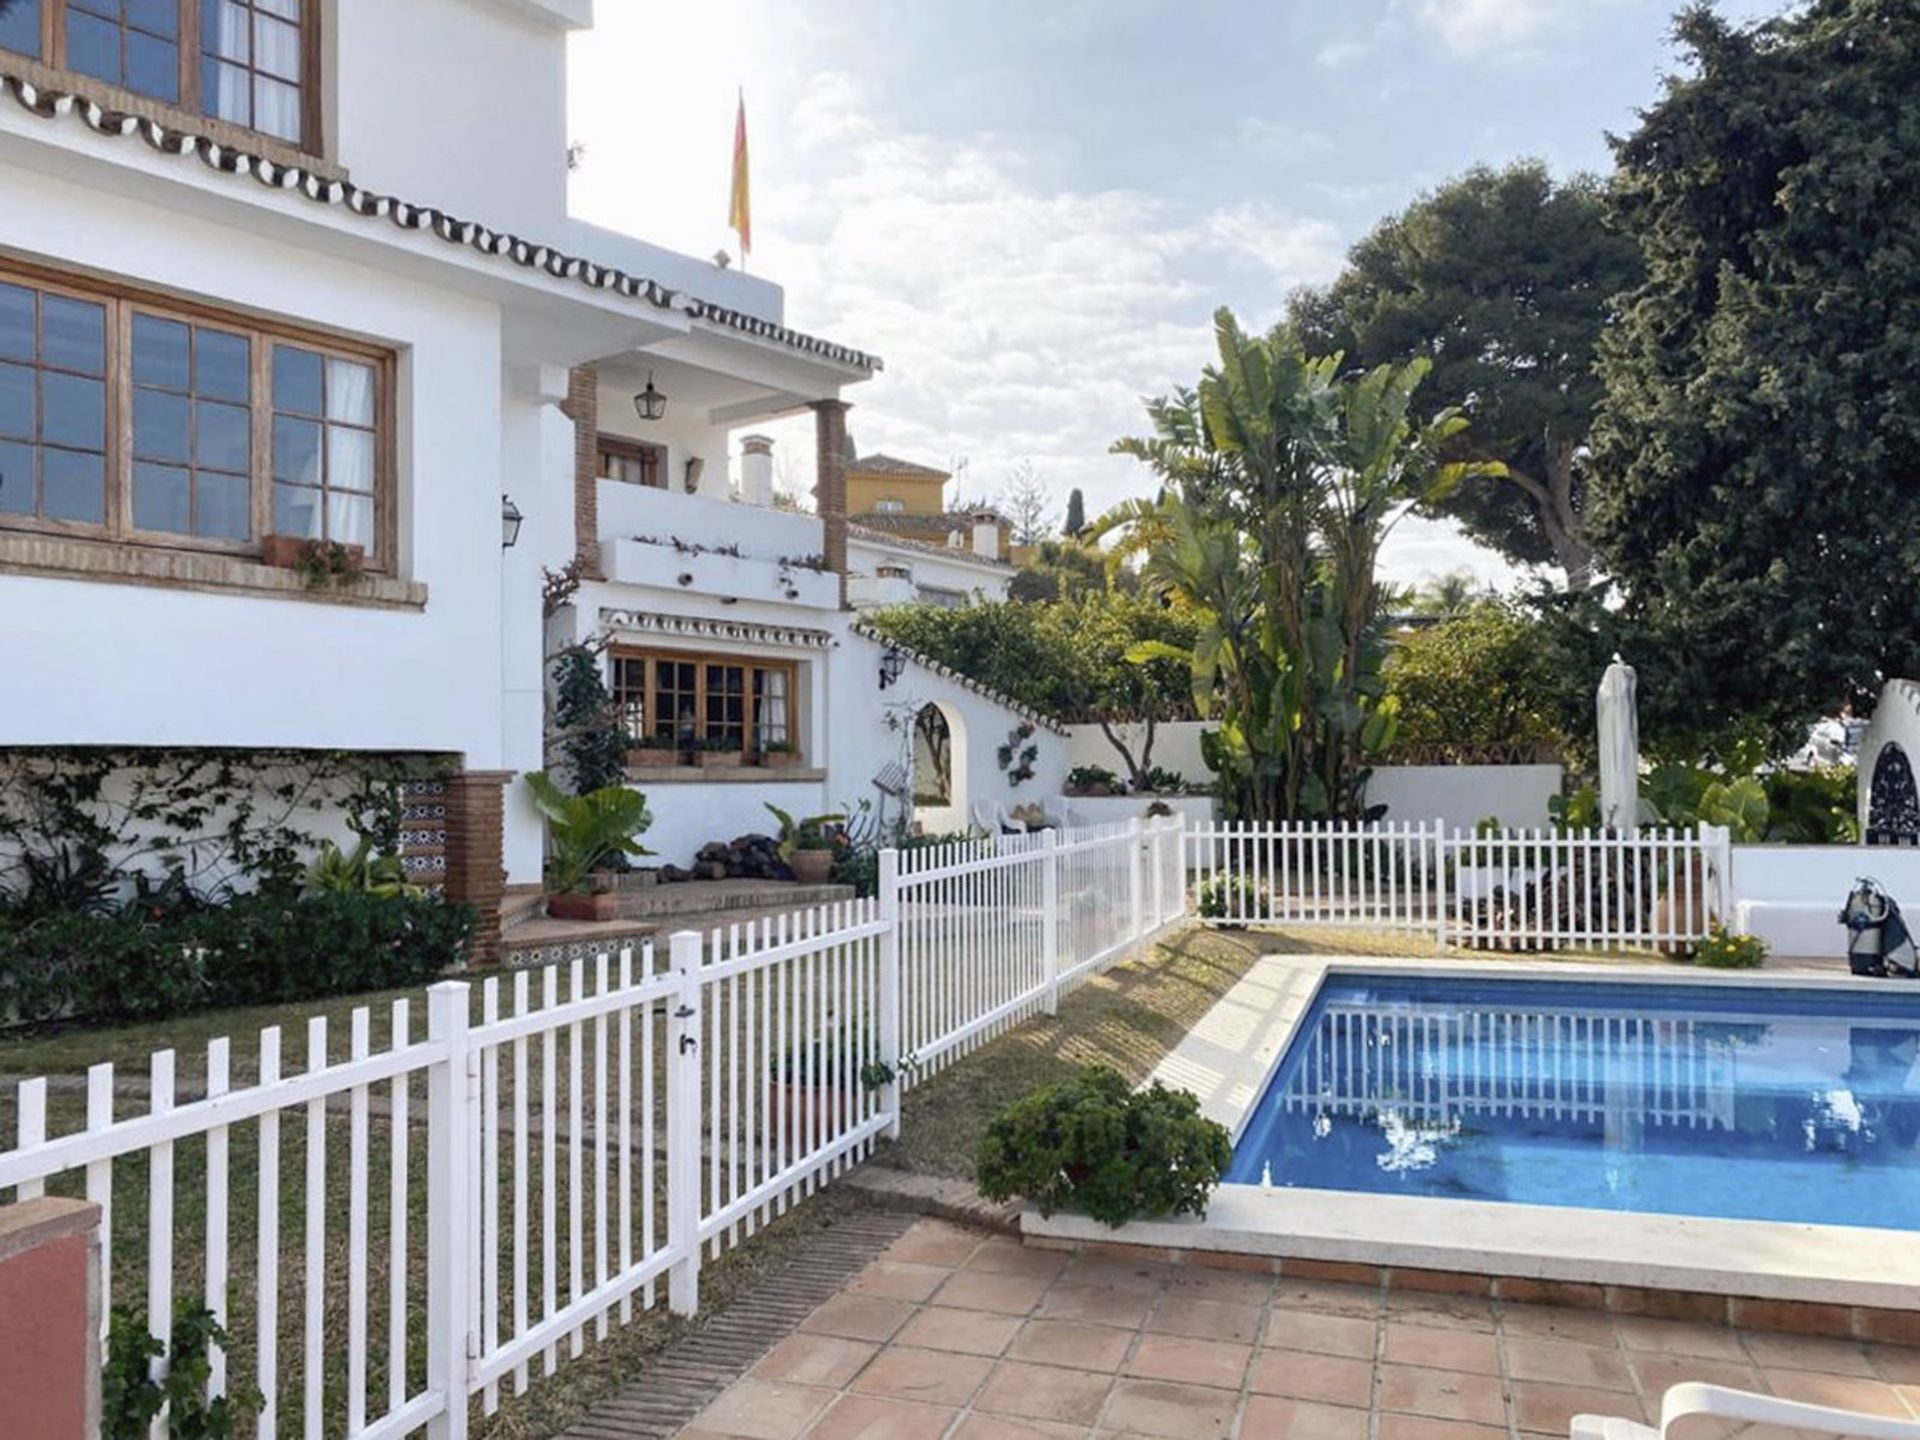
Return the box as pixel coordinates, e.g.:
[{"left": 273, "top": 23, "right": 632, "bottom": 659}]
[{"left": 729, "top": 90, "right": 752, "bottom": 259}]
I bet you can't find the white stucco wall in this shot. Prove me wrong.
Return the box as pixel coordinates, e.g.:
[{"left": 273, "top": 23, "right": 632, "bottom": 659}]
[
  {"left": 1730, "top": 843, "right": 1920, "bottom": 958},
  {"left": 0, "top": 164, "right": 512, "bottom": 771},
  {"left": 846, "top": 536, "right": 1013, "bottom": 607}
]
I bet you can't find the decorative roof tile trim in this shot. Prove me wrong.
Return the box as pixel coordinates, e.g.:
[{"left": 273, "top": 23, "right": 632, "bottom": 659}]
[
  {"left": 847, "top": 523, "right": 1013, "bottom": 570},
  {"left": 852, "top": 620, "right": 1068, "bottom": 736},
  {"left": 0, "top": 69, "right": 882, "bottom": 374},
  {"left": 600, "top": 609, "right": 833, "bottom": 651}
]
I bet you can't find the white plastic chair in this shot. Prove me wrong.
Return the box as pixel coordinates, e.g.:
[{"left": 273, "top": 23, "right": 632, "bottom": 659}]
[{"left": 1573, "top": 1382, "right": 1920, "bottom": 1439}]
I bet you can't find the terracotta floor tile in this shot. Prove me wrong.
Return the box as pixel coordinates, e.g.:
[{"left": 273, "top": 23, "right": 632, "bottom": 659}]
[
  {"left": 965, "top": 1238, "right": 1071, "bottom": 1281},
  {"left": 950, "top": 1415, "right": 1088, "bottom": 1440},
  {"left": 849, "top": 1346, "right": 993, "bottom": 1407},
  {"left": 1247, "top": 1347, "right": 1376, "bottom": 1408},
  {"left": 1057, "top": 1255, "right": 1172, "bottom": 1293},
  {"left": 1505, "top": 1335, "right": 1636, "bottom": 1391},
  {"left": 935, "top": 1269, "right": 1051, "bottom": 1316},
  {"left": 1383, "top": 1292, "right": 1497, "bottom": 1333},
  {"left": 1238, "top": 1395, "right": 1368, "bottom": 1440},
  {"left": 1269, "top": 1280, "right": 1381, "bottom": 1318},
  {"left": 1743, "top": 1332, "right": 1879, "bottom": 1377},
  {"left": 687, "top": 1377, "right": 836, "bottom": 1440},
  {"left": 1383, "top": 1320, "right": 1499, "bottom": 1374},
  {"left": 1262, "top": 1309, "right": 1377, "bottom": 1359},
  {"left": 1763, "top": 1368, "right": 1915, "bottom": 1417},
  {"left": 1512, "top": 1380, "right": 1646, "bottom": 1435},
  {"left": 1873, "top": 1346, "right": 1920, "bottom": 1384},
  {"left": 1498, "top": 1304, "right": 1618, "bottom": 1347},
  {"left": 1007, "top": 1319, "right": 1135, "bottom": 1373},
  {"left": 1123, "top": 1334, "right": 1251, "bottom": 1390},
  {"left": 1626, "top": 1351, "right": 1765, "bottom": 1399},
  {"left": 805, "top": 1392, "right": 958, "bottom": 1440},
  {"left": 1375, "top": 1415, "right": 1509, "bottom": 1440},
  {"left": 1616, "top": 1317, "right": 1748, "bottom": 1361},
  {"left": 974, "top": 1359, "right": 1115, "bottom": 1426},
  {"left": 894, "top": 1306, "right": 1024, "bottom": 1357},
  {"left": 751, "top": 1333, "right": 880, "bottom": 1388},
  {"left": 883, "top": 1220, "right": 983, "bottom": 1268},
  {"left": 1099, "top": 1379, "right": 1239, "bottom": 1439},
  {"left": 1146, "top": 1294, "right": 1261, "bottom": 1344},
  {"left": 1376, "top": 1362, "right": 1508, "bottom": 1426},
  {"left": 1163, "top": 1266, "right": 1273, "bottom": 1306},
  {"left": 849, "top": 1260, "right": 954, "bottom": 1303},
  {"left": 802, "top": 1294, "right": 918, "bottom": 1343},
  {"left": 1037, "top": 1285, "right": 1155, "bottom": 1330}
]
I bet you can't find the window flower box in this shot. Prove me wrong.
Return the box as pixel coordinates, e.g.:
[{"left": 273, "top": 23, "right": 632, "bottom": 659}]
[
  {"left": 760, "top": 748, "right": 803, "bottom": 770},
  {"left": 697, "top": 750, "right": 745, "bottom": 771}
]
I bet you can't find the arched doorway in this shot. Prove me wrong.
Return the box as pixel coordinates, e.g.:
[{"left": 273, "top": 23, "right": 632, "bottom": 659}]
[
  {"left": 912, "top": 702, "right": 969, "bottom": 834},
  {"left": 1868, "top": 742, "right": 1920, "bottom": 845}
]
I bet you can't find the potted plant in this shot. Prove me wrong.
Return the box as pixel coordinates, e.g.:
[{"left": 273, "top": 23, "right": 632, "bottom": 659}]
[
  {"left": 764, "top": 1019, "right": 897, "bottom": 1142},
  {"left": 765, "top": 803, "right": 845, "bottom": 885},
  {"left": 525, "top": 771, "right": 654, "bottom": 921},
  {"left": 1065, "top": 764, "right": 1122, "bottom": 798},
  {"left": 759, "top": 739, "right": 802, "bottom": 770},
  {"left": 696, "top": 737, "right": 743, "bottom": 771},
  {"left": 627, "top": 733, "right": 681, "bottom": 768},
  {"left": 262, "top": 536, "right": 366, "bottom": 589}
]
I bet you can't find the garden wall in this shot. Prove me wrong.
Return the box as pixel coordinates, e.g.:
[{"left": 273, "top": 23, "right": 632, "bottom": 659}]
[{"left": 1729, "top": 843, "right": 1920, "bottom": 959}]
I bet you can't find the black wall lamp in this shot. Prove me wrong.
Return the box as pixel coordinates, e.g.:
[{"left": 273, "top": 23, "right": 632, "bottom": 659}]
[
  {"left": 501, "top": 494, "right": 524, "bottom": 549},
  {"left": 879, "top": 646, "right": 907, "bottom": 690}
]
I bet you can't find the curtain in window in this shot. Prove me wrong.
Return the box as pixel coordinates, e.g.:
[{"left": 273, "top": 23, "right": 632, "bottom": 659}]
[
  {"left": 207, "top": 1, "right": 251, "bottom": 124},
  {"left": 757, "top": 669, "right": 790, "bottom": 749}
]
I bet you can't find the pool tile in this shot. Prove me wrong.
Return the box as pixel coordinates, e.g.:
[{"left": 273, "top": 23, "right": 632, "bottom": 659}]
[
  {"left": 849, "top": 1260, "right": 953, "bottom": 1303},
  {"left": 849, "top": 1346, "right": 993, "bottom": 1407},
  {"left": 806, "top": 1392, "right": 958, "bottom": 1440},
  {"left": 1146, "top": 1294, "right": 1261, "bottom": 1344},
  {"left": 751, "top": 1333, "right": 880, "bottom": 1387},
  {"left": 894, "top": 1306, "right": 1023, "bottom": 1356},
  {"left": 1123, "top": 1334, "right": 1251, "bottom": 1390},
  {"left": 1383, "top": 1320, "right": 1498, "bottom": 1374},
  {"left": 802, "top": 1294, "right": 917, "bottom": 1343},
  {"left": 1037, "top": 1285, "right": 1156, "bottom": 1329},
  {"left": 935, "top": 1270, "right": 1051, "bottom": 1315},
  {"left": 1376, "top": 1362, "right": 1507, "bottom": 1426},
  {"left": 1007, "top": 1319, "right": 1134, "bottom": 1372},
  {"left": 1504, "top": 1336, "right": 1636, "bottom": 1391},
  {"left": 1099, "top": 1379, "right": 1239, "bottom": 1439},
  {"left": 1248, "top": 1347, "right": 1376, "bottom": 1407},
  {"left": 1262, "top": 1309, "right": 1377, "bottom": 1358},
  {"left": 974, "top": 1360, "right": 1113, "bottom": 1426},
  {"left": 1238, "top": 1395, "right": 1368, "bottom": 1440},
  {"left": 1741, "top": 1331, "right": 1878, "bottom": 1376},
  {"left": 1512, "top": 1380, "right": 1648, "bottom": 1435}
]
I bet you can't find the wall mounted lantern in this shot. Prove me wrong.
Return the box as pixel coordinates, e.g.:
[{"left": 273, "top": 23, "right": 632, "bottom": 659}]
[
  {"left": 879, "top": 645, "right": 907, "bottom": 691},
  {"left": 634, "top": 372, "right": 667, "bottom": 422},
  {"left": 501, "top": 494, "right": 524, "bottom": 549}
]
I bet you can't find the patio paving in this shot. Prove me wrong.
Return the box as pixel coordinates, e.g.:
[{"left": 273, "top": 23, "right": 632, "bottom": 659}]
[{"left": 675, "top": 1217, "right": 1920, "bottom": 1440}]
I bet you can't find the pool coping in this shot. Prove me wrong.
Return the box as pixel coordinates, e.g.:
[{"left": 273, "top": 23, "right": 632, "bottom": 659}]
[{"left": 1022, "top": 953, "right": 1920, "bottom": 1312}]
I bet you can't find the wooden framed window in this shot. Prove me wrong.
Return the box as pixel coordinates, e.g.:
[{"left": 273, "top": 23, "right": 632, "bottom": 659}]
[
  {"left": 0, "top": 0, "right": 320, "bottom": 153},
  {"left": 0, "top": 260, "right": 393, "bottom": 562},
  {"left": 610, "top": 649, "right": 800, "bottom": 761},
  {"left": 596, "top": 434, "right": 664, "bottom": 490}
]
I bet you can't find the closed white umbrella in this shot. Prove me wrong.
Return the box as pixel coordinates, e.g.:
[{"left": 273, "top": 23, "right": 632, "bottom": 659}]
[{"left": 1598, "top": 655, "right": 1640, "bottom": 831}]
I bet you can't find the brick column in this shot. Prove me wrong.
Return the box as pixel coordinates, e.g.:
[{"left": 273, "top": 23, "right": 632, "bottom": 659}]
[
  {"left": 0, "top": 1198, "right": 101, "bottom": 1440},
  {"left": 562, "top": 364, "right": 601, "bottom": 576},
  {"left": 811, "top": 399, "right": 851, "bottom": 609},
  {"left": 443, "top": 770, "right": 513, "bottom": 967}
]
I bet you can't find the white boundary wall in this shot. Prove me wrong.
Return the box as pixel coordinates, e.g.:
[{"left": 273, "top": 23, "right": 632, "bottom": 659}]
[{"left": 1730, "top": 843, "right": 1920, "bottom": 959}]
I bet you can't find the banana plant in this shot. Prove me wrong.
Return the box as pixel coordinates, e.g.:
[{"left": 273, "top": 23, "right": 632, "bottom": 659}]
[
  {"left": 525, "top": 771, "right": 653, "bottom": 894},
  {"left": 305, "top": 837, "right": 422, "bottom": 899}
]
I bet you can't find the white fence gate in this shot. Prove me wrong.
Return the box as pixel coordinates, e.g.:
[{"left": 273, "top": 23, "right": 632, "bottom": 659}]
[
  {"left": 1187, "top": 820, "right": 1732, "bottom": 952},
  {"left": 0, "top": 818, "right": 1185, "bottom": 1440}
]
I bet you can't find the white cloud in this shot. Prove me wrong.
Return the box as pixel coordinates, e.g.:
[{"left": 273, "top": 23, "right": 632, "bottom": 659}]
[
  {"left": 1235, "top": 117, "right": 1339, "bottom": 161},
  {"left": 1399, "top": 0, "right": 1619, "bottom": 62}
]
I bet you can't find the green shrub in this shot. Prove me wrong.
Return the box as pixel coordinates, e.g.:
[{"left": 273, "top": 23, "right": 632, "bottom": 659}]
[
  {"left": 1196, "top": 874, "right": 1270, "bottom": 921},
  {"left": 1695, "top": 922, "right": 1768, "bottom": 969},
  {"left": 975, "top": 1067, "right": 1232, "bottom": 1228},
  {"left": 103, "top": 1300, "right": 256, "bottom": 1440}
]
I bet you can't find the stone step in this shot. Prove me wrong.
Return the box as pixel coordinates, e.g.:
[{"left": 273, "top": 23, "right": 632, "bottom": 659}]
[
  {"left": 611, "top": 879, "right": 853, "bottom": 920},
  {"left": 500, "top": 888, "right": 860, "bottom": 969}
]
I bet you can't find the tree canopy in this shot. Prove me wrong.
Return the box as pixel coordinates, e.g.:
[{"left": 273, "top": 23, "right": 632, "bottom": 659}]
[
  {"left": 1382, "top": 603, "right": 1569, "bottom": 763},
  {"left": 1588, "top": 0, "right": 1920, "bottom": 740},
  {"left": 1292, "top": 162, "right": 1641, "bottom": 590}
]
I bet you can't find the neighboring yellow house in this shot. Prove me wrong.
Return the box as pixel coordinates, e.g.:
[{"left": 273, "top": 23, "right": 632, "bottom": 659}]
[{"left": 845, "top": 451, "right": 1017, "bottom": 558}]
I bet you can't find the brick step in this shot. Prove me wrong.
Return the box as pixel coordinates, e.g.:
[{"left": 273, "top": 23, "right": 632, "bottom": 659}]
[{"left": 611, "top": 879, "right": 854, "bottom": 920}]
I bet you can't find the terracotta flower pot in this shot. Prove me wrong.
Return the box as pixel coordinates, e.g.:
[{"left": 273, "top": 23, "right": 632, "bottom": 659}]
[
  {"left": 547, "top": 890, "right": 618, "bottom": 922},
  {"left": 697, "top": 751, "right": 744, "bottom": 770},
  {"left": 760, "top": 750, "right": 801, "bottom": 769},
  {"left": 789, "top": 849, "right": 834, "bottom": 884}
]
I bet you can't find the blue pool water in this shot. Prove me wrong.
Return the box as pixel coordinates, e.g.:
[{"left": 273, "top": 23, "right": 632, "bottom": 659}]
[{"left": 1226, "top": 975, "right": 1920, "bottom": 1230}]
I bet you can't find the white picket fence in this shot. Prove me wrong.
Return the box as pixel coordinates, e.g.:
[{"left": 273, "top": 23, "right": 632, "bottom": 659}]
[
  {"left": 0, "top": 817, "right": 1184, "bottom": 1440},
  {"left": 1187, "top": 820, "right": 1732, "bottom": 952}
]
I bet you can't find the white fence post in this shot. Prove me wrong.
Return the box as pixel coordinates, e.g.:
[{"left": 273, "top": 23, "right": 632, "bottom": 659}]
[
  {"left": 1127, "top": 816, "right": 1145, "bottom": 940},
  {"left": 877, "top": 849, "right": 904, "bottom": 1137},
  {"left": 425, "top": 981, "right": 474, "bottom": 1440},
  {"left": 1041, "top": 828, "right": 1061, "bottom": 1016},
  {"left": 666, "top": 930, "right": 704, "bottom": 1316},
  {"left": 1148, "top": 821, "right": 1166, "bottom": 930},
  {"left": 1433, "top": 818, "right": 1448, "bottom": 952}
]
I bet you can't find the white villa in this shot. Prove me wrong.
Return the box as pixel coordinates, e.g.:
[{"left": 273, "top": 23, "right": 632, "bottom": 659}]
[{"left": 0, "top": 0, "right": 1065, "bottom": 956}]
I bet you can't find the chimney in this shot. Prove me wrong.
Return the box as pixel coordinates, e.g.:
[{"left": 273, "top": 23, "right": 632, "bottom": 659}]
[
  {"left": 739, "top": 435, "right": 774, "bottom": 506},
  {"left": 971, "top": 509, "right": 1001, "bottom": 561},
  {"left": 811, "top": 400, "right": 851, "bottom": 606}
]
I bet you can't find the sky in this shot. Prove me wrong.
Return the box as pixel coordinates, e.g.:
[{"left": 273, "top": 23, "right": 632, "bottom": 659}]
[{"left": 566, "top": 0, "right": 1781, "bottom": 591}]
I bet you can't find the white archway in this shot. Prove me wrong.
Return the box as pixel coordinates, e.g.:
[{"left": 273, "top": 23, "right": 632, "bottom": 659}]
[{"left": 912, "top": 701, "right": 970, "bottom": 834}]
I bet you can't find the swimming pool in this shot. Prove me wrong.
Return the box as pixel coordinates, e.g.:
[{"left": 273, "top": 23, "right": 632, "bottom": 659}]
[{"left": 1226, "top": 973, "right": 1920, "bottom": 1231}]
